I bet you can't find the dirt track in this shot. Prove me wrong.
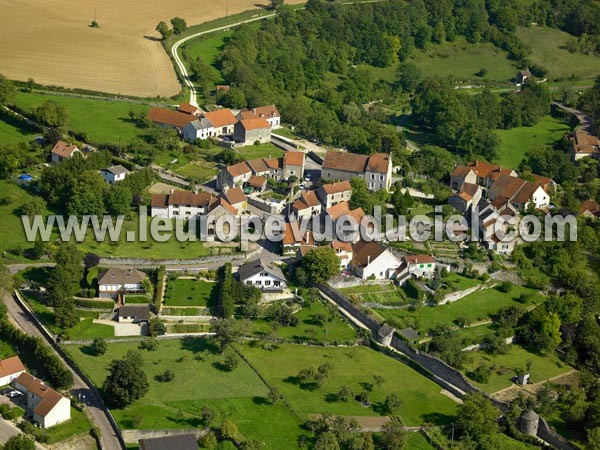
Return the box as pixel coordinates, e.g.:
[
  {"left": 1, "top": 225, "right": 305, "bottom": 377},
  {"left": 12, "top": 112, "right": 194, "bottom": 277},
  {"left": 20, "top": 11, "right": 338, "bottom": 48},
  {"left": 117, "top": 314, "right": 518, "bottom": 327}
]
[{"left": 0, "top": 0, "right": 302, "bottom": 97}]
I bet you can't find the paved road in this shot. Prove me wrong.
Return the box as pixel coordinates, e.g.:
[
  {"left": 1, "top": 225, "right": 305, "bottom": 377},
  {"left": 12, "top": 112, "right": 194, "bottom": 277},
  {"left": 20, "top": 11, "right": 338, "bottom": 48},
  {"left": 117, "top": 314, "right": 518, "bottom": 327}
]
[
  {"left": 552, "top": 101, "right": 596, "bottom": 134},
  {"left": 3, "top": 293, "right": 124, "bottom": 450},
  {"left": 0, "top": 415, "right": 46, "bottom": 449}
]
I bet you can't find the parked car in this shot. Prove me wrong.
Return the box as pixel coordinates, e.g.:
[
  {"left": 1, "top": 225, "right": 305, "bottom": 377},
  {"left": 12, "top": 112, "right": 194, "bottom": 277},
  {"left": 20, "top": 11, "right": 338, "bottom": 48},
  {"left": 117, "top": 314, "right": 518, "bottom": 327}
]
[{"left": 7, "top": 390, "right": 23, "bottom": 398}]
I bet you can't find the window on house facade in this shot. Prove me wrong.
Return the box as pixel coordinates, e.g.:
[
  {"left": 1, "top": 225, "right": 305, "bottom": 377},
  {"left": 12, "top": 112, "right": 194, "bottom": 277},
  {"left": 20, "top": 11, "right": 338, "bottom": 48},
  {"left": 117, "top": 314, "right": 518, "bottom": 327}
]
[
  {"left": 265, "top": 280, "right": 271, "bottom": 286},
  {"left": 261, "top": 272, "right": 269, "bottom": 277}
]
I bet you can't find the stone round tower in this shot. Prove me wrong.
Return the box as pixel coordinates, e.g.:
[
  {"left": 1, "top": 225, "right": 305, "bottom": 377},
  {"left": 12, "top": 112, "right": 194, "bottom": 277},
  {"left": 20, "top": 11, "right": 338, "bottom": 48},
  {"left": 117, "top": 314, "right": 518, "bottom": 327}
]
[{"left": 520, "top": 409, "right": 539, "bottom": 436}]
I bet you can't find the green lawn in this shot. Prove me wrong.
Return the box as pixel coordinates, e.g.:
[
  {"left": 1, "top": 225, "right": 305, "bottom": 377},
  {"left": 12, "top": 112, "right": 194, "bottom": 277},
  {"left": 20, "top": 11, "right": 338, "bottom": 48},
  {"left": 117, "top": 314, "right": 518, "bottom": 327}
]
[
  {"left": 494, "top": 115, "right": 572, "bottom": 169},
  {"left": 236, "top": 144, "right": 284, "bottom": 160},
  {"left": 406, "top": 432, "right": 436, "bottom": 450},
  {"left": 64, "top": 338, "right": 304, "bottom": 449},
  {"left": 0, "top": 181, "right": 53, "bottom": 261},
  {"left": 409, "top": 38, "right": 516, "bottom": 83},
  {"left": 339, "top": 284, "right": 409, "bottom": 306},
  {"left": 516, "top": 26, "right": 600, "bottom": 82},
  {"left": 463, "top": 345, "right": 572, "bottom": 393},
  {"left": 45, "top": 407, "right": 93, "bottom": 444},
  {"left": 11, "top": 91, "right": 150, "bottom": 145},
  {"left": 77, "top": 213, "right": 214, "bottom": 259},
  {"left": 248, "top": 299, "right": 359, "bottom": 345},
  {"left": 375, "top": 285, "right": 542, "bottom": 334},
  {"left": 0, "top": 109, "right": 38, "bottom": 145},
  {"left": 164, "top": 278, "right": 218, "bottom": 307},
  {"left": 240, "top": 343, "right": 458, "bottom": 426},
  {"left": 67, "top": 319, "right": 114, "bottom": 339}
]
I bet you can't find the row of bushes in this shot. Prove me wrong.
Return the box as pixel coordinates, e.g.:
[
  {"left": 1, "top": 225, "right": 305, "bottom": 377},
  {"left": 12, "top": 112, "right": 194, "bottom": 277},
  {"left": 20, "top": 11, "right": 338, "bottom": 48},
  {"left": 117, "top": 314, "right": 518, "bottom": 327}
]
[
  {"left": 74, "top": 299, "right": 114, "bottom": 309},
  {"left": 167, "top": 323, "right": 211, "bottom": 333},
  {"left": 0, "top": 318, "right": 73, "bottom": 389},
  {"left": 153, "top": 266, "right": 166, "bottom": 312}
]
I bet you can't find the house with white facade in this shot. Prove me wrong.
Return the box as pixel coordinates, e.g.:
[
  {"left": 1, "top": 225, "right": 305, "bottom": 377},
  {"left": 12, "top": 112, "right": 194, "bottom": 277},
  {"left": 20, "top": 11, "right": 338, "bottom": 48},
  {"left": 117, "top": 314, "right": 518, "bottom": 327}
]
[
  {"left": 317, "top": 181, "right": 352, "bottom": 209},
  {"left": 151, "top": 190, "right": 215, "bottom": 219},
  {"left": 13, "top": 373, "right": 70, "bottom": 428},
  {"left": 100, "top": 165, "right": 129, "bottom": 184},
  {"left": 292, "top": 190, "right": 322, "bottom": 218},
  {"left": 203, "top": 109, "right": 238, "bottom": 136},
  {"left": 238, "top": 105, "right": 281, "bottom": 129},
  {"left": 350, "top": 241, "right": 400, "bottom": 280},
  {"left": 330, "top": 241, "right": 353, "bottom": 270},
  {"left": 97, "top": 268, "right": 147, "bottom": 299},
  {"left": 0, "top": 356, "right": 26, "bottom": 387},
  {"left": 321, "top": 151, "right": 393, "bottom": 191},
  {"left": 237, "top": 258, "right": 287, "bottom": 291},
  {"left": 405, "top": 254, "right": 436, "bottom": 278},
  {"left": 51, "top": 140, "right": 82, "bottom": 164},
  {"left": 182, "top": 118, "right": 215, "bottom": 143},
  {"left": 282, "top": 222, "right": 315, "bottom": 256}
]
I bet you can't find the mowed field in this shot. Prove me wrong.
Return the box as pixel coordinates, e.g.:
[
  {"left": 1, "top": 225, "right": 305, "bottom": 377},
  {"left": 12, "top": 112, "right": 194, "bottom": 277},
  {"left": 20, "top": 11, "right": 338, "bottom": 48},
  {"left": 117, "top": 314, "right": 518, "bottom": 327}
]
[{"left": 0, "top": 0, "right": 303, "bottom": 97}]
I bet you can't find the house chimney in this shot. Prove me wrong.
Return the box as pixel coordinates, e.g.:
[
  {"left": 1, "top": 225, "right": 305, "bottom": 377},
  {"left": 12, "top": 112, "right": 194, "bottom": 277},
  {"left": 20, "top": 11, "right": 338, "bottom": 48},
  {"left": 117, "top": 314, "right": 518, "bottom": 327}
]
[
  {"left": 170, "top": 188, "right": 174, "bottom": 194},
  {"left": 367, "top": 255, "right": 370, "bottom": 266}
]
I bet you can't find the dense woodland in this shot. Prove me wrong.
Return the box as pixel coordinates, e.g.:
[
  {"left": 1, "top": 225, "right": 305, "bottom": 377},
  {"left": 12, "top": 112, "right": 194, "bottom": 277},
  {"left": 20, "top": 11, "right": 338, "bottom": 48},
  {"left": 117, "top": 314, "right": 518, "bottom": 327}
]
[{"left": 205, "top": 0, "right": 598, "bottom": 158}]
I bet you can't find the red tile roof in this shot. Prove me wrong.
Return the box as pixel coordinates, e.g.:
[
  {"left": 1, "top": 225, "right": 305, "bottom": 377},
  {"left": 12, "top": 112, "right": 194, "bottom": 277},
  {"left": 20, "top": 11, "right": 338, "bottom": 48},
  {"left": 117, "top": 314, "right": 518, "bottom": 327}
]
[
  {"left": 223, "top": 187, "right": 246, "bottom": 205},
  {"left": 405, "top": 254, "right": 435, "bottom": 265},
  {"left": 51, "top": 140, "right": 79, "bottom": 158},
  {"left": 247, "top": 175, "right": 266, "bottom": 188},
  {"left": 283, "top": 222, "right": 314, "bottom": 245},
  {"left": 283, "top": 151, "right": 305, "bottom": 167},
  {"left": 351, "top": 241, "right": 388, "bottom": 268},
  {"left": 322, "top": 151, "right": 368, "bottom": 172},
  {"left": 326, "top": 201, "right": 365, "bottom": 222},
  {"left": 239, "top": 118, "right": 270, "bottom": 130},
  {"left": 147, "top": 107, "right": 194, "bottom": 129},
  {"left": 203, "top": 109, "right": 237, "bottom": 128},
  {"left": 0, "top": 356, "right": 25, "bottom": 378},
  {"left": 366, "top": 153, "right": 391, "bottom": 173},
  {"left": 321, "top": 181, "right": 352, "bottom": 195},
  {"left": 177, "top": 103, "right": 199, "bottom": 115},
  {"left": 252, "top": 105, "right": 280, "bottom": 119},
  {"left": 14, "top": 373, "right": 65, "bottom": 418}
]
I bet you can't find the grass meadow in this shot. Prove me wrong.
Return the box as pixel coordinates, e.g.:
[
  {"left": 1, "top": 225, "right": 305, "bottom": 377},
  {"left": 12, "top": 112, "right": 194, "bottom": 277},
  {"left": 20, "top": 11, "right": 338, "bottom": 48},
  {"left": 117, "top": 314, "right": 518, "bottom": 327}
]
[
  {"left": 11, "top": 91, "right": 149, "bottom": 145},
  {"left": 494, "top": 115, "right": 571, "bottom": 169}
]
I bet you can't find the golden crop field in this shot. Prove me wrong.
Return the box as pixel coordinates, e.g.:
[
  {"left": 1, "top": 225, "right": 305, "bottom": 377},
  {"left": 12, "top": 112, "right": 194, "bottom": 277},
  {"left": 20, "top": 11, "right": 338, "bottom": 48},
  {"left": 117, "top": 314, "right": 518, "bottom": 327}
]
[{"left": 0, "top": 0, "right": 302, "bottom": 98}]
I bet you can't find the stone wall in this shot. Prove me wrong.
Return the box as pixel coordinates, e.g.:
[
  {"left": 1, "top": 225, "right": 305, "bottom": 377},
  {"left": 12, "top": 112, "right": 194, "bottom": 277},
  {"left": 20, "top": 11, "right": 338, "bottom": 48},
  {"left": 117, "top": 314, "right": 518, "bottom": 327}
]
[{"left": 122, "top": 428, "right": 206, "bottom": 444}]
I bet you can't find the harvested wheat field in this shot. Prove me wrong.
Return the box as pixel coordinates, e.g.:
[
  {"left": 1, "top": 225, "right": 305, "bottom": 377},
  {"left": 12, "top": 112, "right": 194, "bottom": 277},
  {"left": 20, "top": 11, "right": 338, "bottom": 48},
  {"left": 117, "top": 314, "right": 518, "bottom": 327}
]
[{"left": 0, "top": 0, "right": 302, "bottom": 98}]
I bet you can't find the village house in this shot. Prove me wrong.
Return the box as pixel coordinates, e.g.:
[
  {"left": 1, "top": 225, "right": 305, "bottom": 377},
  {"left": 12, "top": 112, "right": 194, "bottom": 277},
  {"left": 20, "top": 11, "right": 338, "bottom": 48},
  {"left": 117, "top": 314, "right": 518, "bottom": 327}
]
[
  {"left": 580, "top": 199, "right": 600, "bottom": 220},
  {"left": 317, "top": 181, "right": 353, "bottom": 209},
  {"left": 330, "top": 240, "right": 353, "bottom": 270},
  {"left": 177, "top": 102, "right": 202, "bottom": 117},
  {"left": 324, "top": 201, "right": 366, "bottom": 243},
  {"left": 118, "top": 305, "right": 151, "bottom": 323},
  {"left": 451, "top": 161, "right": 517, "bottom": 191},
  {"left": 283, "top": 151, "right": 305, "bottom": 179},
  {"left": 292, "top": 190, "right": 322, "bottom": 218},
  {"left": 217, "top": 154, "right": 300, "bottom": 191},
  {"left": 246, "top": 175, "right": 267, "bottom": 192},
  {"left": 475, "top": 198, "right": 519, "bottom": 255},
  {"left": 487, "top": 173, "right": 550, "bottom": 210},
  {"left": 222, "top": 187, "right": 247, "bottom": 215},
  {"left": 203, "top": 109, "right": 238, "bottom": 137},
  {"left": 515, "top": 69, "right": 531, "bottom": 86},
  {"left": 97, "top": 268, "right": 147, "bottom": 299},
  {"left": 321, "top": 151, "right": 393, "bottom": 191},
  {"left": 568, "top": 130, "right": 600, "bottom": 161},
  {"left": 147, "top": 106, "right": 194, "bottom": 132},
  {"left": 237, "top": 258, "right": 288, "bottom": 291},
  {"left": 13, "top": 373, "right": 70, "bottom": 428},
  {"left": 282, "top": 222, "right": 315, "bottom": 256},
  {"left": 0, "top": 356, "right": 26, "bottom": 386},
  {"left": 50, "top": 140, "right": 82, "bottom": 164},
  {"left": 151, "top": 190, "right": 215, "bottom": 219},
  {"left": 204, "top": 197, "right": 238, "bottom": 236},
  {"left": 350, "top": 240, "right": 401, "bottom": 280},
  {"left": 182, "top": 117, "right": 214, "bottom": 143},
  {"left": 240, "top": 105, "right": 281, "bottom": 129},
  {"left": 139, "top": 434, "right": 199, "bottom": 450},
  {"left": 100, "top": 165, "right": 129, "bottom": 184},
  {"left": 404, "top": 254, "right": 436, "bottom": 278},
  {"left": 233, "top": 117, "right": 271, "bottom": 146},
  {"left": 448, "top": 182, "right": 483, "bottom": 213}
]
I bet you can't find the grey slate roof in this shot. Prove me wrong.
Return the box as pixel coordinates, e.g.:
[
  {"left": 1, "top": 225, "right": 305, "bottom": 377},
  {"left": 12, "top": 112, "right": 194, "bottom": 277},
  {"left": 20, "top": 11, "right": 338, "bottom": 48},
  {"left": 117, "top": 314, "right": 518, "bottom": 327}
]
[
  {"left": 102, "top": 165, "right": 129, "bottom": 175},
  {"left": 237, "top": 258, "right": 286, "bottom": 282},
  {"left": 139, "top": 434, "right": 198, "bottom": 450},
  {"left": 119, "top": 305, "right": 150, "bottom": 321},
  {"left": 188, "top": 118, "right": 213, "bottom": 130},
  {"left": 98, "top": 268, "right": 147, "bottom": 286}
]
